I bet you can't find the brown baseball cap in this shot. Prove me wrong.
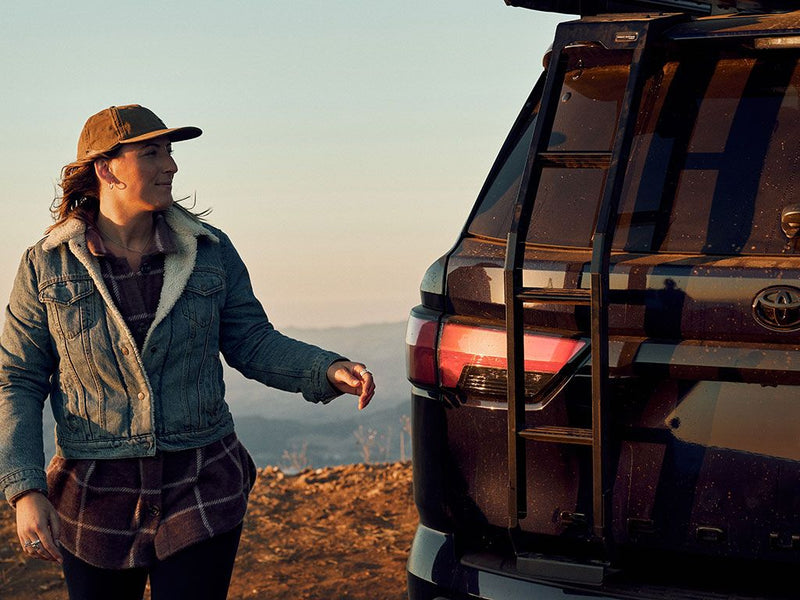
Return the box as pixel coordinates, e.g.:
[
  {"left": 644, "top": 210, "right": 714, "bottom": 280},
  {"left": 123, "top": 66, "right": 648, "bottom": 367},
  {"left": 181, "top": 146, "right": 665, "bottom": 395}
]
[{"left": 76, "top": 104, "right": 202, "bottom": 161}]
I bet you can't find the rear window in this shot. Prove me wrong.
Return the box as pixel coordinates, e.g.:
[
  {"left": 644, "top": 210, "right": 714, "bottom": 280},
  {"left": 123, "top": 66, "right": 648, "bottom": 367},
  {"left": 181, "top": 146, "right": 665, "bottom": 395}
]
[{"left": 467, "top": 46, "right": 800, "bottom": 256}]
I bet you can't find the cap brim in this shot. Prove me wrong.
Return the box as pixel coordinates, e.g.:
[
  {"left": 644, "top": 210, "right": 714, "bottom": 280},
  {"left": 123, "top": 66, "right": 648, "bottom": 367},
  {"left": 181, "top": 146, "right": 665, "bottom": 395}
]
[{"left": 119, "top": 126, "right": 203, "bottom": 146}]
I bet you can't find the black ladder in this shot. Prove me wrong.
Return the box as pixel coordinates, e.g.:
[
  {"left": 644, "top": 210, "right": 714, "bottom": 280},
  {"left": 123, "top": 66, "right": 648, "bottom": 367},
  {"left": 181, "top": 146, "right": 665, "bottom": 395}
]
[{"left": 503, "top": 14, "right": 685, "bottom": 577}]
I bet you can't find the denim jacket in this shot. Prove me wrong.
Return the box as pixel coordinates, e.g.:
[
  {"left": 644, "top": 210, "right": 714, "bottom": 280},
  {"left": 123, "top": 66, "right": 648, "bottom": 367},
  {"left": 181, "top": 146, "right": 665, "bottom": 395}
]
[{"left": 0, "top": 206, "right": 343, "bottom": 502}]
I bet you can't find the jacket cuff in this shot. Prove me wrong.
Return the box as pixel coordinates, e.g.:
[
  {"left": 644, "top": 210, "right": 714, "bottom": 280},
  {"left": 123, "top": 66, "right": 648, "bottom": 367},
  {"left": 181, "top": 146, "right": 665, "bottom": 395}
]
[
  {"left": 2, "top": 467, "right": 48, "bottom": 506},
  {"left": 308, "top": 353, "right": 348, "bottom": 404}
]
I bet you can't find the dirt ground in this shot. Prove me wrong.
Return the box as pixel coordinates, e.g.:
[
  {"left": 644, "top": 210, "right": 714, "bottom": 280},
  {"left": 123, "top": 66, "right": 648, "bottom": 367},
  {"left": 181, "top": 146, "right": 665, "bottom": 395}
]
[{"left": 0, "top": 461, "right": 417, "bottom": 600}]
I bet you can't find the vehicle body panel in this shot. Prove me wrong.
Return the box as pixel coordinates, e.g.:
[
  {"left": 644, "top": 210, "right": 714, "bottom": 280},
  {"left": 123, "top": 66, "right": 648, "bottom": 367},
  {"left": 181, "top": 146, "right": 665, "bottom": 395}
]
[{"left": 407, "top": 6, "right": 800, "bottom": 600}]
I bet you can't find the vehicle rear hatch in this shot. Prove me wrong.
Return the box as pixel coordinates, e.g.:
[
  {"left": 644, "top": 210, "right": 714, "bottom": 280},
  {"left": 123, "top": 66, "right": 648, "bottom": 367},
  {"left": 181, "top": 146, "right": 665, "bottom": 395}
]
[{"left": 420, "top": 9, "right": 800, "bottom": 596}]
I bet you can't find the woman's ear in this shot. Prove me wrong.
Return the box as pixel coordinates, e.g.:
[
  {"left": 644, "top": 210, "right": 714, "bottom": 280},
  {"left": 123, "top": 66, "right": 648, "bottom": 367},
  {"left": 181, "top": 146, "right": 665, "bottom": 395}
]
[{"left": 94, "top": 159, "right": 115, "bottom": 187}]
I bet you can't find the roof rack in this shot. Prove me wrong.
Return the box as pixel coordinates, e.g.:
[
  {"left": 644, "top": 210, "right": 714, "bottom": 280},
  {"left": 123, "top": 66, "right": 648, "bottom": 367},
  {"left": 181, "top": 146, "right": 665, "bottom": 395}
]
[{"left": 504, "top": 0, "right": 799, "bottom": 16}]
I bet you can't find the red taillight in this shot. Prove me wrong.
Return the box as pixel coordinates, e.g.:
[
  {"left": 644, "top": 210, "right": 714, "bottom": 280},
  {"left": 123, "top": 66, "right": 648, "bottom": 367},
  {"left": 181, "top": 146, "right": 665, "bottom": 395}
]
[
  {"left": 407, "top": 313, "right": 586, "bottom": 391},
  {"left": 406, "top": 313, "right": 439, "bottom": 386},
  {"left": 438, "top": 323, "right": 585, "bottom": 389}
]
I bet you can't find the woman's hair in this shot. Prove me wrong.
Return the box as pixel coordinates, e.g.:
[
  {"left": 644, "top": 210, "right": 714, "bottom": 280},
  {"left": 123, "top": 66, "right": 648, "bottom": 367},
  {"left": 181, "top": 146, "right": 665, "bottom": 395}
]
[
  {"left": 48, "top": 156, "right": 109, "bottom": 233},
  {"left": 49, "top": 153, "right": 210, "bottom": 233}
]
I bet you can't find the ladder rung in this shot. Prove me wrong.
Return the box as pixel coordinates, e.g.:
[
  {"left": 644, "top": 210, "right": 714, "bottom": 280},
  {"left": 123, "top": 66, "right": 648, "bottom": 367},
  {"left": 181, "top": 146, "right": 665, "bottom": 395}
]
[
  {"left": 520, "top": 425, "right": 593, "bottom": 445},
  {"left": 538, "top": 151, "right": 612, "bottom": 169},
  {"left": 517, "top": 287, "right": 591, "bottom": 305}
]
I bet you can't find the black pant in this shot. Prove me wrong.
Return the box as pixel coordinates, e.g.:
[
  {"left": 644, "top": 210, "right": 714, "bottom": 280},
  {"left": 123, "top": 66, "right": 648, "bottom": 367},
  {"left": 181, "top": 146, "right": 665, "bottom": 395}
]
[{"left": 61, "top": 523, "right": 243, "bottom": 600}]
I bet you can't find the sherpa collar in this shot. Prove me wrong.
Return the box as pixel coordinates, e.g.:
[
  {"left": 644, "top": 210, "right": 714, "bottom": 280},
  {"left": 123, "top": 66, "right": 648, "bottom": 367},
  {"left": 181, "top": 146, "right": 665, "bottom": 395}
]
[{"left": 41, "top": 204, "right": 218, "bottom": 251}]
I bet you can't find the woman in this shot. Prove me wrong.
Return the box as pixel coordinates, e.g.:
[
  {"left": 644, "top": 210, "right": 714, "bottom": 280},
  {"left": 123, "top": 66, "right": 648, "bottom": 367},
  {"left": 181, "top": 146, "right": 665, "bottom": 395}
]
[{"left": 0, "top": 104, "right": 375, "bottom": 599}]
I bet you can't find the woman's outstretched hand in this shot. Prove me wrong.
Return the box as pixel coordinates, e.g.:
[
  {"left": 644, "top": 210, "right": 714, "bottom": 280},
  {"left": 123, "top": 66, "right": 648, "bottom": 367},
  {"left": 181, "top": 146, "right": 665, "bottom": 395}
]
[
  {"left": 15, "top": 491, "right": 62, "bottom": 564},
  {"left": 326, "top": 361, "right": 375, "bottom": 410}
]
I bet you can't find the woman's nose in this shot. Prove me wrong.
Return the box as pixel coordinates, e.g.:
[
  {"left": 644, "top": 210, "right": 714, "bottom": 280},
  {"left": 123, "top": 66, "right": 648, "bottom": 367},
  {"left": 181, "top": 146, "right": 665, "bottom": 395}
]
[{"left": 164, "top": 155, "right": 178, "bottom": 174}]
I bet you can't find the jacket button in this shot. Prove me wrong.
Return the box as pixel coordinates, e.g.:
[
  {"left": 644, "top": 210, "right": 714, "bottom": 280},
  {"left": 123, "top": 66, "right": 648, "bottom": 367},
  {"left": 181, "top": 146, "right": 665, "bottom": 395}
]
[
  {"left": 137, "top": 392, "right": 146, "bottom": 400},
  {"left": 149, "top": 506, "right": 160, "bottom": 516},
  {"left": 121, "top": 346, "right": 130, "bottom": 355},
  {"left": 150, "top": 346, "right": 158, "bottom": 353}
]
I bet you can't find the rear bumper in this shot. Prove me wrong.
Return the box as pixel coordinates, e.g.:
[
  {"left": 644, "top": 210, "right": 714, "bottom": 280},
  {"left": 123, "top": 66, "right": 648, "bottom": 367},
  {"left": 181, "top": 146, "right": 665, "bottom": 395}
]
[{"left": 407, "top": 524, "right": 620, "bottom": 600}]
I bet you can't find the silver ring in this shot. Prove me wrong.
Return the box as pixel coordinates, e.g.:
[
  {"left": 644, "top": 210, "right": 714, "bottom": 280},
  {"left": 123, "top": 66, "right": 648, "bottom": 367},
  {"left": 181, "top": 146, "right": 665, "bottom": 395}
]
[
  {"left": 358, "top": 369, "right": 371, "bottom": 377},
  {"left": 24, "top": 539, "right": 42, "bottom": 550}
]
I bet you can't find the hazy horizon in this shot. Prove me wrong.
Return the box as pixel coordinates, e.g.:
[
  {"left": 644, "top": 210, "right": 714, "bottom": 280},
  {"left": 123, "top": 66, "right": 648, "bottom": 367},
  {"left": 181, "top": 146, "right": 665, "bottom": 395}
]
[{"left": 1, "top": 1, "right": 565, "bottom": 329}]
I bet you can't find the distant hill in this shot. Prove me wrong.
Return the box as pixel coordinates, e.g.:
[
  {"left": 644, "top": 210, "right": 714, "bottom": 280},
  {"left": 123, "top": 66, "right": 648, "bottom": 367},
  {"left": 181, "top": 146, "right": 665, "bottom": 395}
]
[
  {"left": 226, "top": 321, "right": 411, "bottom": 467},
  {"left": 224, "top": 321, "right": 409, "bottom": 423},
  {"left": 235, "top": 402, "right": 411, "bottom": 469}
]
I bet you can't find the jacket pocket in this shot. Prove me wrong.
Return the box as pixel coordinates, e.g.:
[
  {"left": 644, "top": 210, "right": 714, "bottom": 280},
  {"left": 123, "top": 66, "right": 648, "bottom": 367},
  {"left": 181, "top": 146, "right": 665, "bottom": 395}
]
[
  {"left": 39, "top": 278, "right": 97, "bottom": 339},
  {"left": 181, "top": 270, "right": 224, "bottom": 328}
]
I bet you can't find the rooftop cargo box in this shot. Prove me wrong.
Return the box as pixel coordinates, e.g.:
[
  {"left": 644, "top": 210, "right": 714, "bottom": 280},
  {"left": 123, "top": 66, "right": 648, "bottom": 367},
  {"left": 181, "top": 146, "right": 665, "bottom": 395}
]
[{"left": 504, "top": 0, "right": 799, "bottom": 16}]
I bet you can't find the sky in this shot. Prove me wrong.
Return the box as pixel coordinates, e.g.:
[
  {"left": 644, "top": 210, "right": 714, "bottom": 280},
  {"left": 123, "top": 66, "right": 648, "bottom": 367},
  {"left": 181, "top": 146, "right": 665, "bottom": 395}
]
[{"left": 0, "top": 1, "right": 565, "bottom": 329}]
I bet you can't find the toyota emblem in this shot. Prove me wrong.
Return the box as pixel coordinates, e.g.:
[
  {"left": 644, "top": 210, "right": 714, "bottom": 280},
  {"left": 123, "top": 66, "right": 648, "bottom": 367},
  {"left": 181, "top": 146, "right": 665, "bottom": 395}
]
[{"left": 752, "top": 285, "right": 800, "bottom": 332}]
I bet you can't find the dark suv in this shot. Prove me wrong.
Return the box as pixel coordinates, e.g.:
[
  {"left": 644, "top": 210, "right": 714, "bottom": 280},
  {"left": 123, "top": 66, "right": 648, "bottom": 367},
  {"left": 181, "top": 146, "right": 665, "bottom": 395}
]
[{"left": 405, "top": 1, "right": 800, "bottom": 599}]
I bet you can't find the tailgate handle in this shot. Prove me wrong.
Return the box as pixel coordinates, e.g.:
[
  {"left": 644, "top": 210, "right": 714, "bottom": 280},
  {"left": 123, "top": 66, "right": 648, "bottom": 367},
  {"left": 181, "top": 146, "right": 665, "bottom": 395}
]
[{"left": 696, "top": 526, "right": 726, "bottom": 543}]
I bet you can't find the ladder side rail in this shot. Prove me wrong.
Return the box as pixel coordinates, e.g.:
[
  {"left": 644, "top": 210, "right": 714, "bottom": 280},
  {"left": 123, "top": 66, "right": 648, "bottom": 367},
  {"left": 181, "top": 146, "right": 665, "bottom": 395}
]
[
  {"left": 504, "top": 34, "right": 572, "bottom": 529},
  {"left": 586, "top": 18, "right": 678, "bottom": 540}
]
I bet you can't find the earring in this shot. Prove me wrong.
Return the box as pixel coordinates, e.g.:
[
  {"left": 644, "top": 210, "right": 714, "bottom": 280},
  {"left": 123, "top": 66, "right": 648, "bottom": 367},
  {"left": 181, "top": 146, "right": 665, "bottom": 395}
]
[{"left": 109, "top": 182, "right": 114, "bottom": 190}]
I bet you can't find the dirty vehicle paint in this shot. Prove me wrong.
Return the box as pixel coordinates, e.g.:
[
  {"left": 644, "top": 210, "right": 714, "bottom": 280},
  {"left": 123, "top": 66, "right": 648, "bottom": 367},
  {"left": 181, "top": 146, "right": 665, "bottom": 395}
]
[{"left": 406, "top": 4, "right": 800, "bottom": 599}]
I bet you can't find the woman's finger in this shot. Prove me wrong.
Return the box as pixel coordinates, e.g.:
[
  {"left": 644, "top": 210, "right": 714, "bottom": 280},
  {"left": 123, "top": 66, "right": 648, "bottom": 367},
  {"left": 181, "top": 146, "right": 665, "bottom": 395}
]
[
  {"left": 39, "top": 524, "right": 62, "bottom": 563},
  {"left": 16, "top": 493, "right": 63, "bottom": 563},
  {"left": 354, "top": 365, "right": 375, "bottom": 410},
  {"left": 21, "top": 525, "right": 61, "bottom": 563},
  {"left": 361, "top": 382, "right": 375, "bottom": 410}
]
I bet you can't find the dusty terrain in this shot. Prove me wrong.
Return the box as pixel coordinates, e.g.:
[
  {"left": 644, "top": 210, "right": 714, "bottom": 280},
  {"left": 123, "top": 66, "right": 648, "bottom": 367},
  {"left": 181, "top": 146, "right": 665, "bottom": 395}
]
[{"left": 0, "top": 461, "right": 416, "bottom": 599}]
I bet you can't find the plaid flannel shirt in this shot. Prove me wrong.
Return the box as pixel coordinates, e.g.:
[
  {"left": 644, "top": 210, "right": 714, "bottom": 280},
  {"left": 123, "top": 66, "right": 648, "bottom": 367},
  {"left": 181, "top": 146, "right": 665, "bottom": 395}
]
[{"left": 48, "top": 433, "right": 255, "bottom": 568}]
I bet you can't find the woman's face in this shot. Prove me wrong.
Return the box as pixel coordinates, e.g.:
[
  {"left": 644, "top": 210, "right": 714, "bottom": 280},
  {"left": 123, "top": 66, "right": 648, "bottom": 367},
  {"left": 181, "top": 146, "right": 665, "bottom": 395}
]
[{"left": 105, "top": 136, "right": 178, "bottom": 213}]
